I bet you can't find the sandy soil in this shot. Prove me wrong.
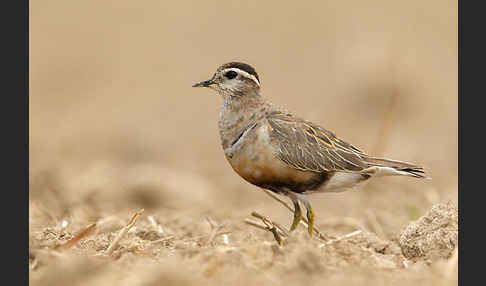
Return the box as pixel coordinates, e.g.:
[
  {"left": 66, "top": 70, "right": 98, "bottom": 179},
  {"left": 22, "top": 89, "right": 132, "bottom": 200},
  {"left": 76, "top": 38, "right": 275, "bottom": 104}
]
[{"left": 30, "top": 0, "right": 457, "bottom": 285}]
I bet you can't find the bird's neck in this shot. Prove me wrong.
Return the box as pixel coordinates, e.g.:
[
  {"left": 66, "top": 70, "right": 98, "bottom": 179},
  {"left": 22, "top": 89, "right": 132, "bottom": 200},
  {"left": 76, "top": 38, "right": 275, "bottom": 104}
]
[{"left": 222, "top": 93, "right": 264, "bottom": 111}]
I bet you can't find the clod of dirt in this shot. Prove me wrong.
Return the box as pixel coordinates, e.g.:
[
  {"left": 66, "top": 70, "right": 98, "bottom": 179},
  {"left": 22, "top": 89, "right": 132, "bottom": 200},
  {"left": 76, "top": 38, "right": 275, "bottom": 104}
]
[{"left": 399, "top": 202, "right": 458, "bottom": 262}]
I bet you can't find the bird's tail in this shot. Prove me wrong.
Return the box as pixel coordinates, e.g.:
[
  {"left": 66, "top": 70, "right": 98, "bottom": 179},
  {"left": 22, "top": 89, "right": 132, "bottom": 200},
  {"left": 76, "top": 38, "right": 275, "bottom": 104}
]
[{"left": 361, "top": 157, "right": 428, "bottom": 179}]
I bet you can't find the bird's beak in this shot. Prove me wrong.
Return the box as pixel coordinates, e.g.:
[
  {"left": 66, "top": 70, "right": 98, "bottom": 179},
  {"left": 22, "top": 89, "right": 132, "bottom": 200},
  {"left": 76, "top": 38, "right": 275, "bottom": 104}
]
[{"left": 192, "top": 79, "right": 214, "bottom": 88}]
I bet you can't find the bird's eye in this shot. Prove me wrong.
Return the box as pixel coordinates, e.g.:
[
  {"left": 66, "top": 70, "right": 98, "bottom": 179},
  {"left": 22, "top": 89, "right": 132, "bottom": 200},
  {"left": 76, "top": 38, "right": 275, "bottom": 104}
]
[{"left": 224, "top": 71, "right": 238, "bottom": 79}]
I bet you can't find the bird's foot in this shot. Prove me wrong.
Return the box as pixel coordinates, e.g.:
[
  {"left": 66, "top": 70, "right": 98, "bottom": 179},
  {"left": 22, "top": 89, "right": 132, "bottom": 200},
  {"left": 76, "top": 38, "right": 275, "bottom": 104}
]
[
  {"left": 289, "top": 199, "right": 302, "bottom": 232},
  {"left": 305, "top": 204, "right": 315, "bottom": 237}
]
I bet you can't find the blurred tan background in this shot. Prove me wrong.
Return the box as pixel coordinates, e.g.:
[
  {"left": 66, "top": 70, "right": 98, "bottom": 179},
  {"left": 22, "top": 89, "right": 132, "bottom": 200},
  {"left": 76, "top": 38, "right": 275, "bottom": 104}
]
[{"left": 30, "top": 0, "right": 457, "bottom": 239}]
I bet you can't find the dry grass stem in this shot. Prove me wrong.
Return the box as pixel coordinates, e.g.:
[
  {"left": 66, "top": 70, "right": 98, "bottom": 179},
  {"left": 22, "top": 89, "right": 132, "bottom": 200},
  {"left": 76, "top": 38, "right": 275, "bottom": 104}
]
[
  {"left": 261, "top": 189, "right": 328, "bottom": 241},
  {"left": 319, "top": 230, "right": 362, "bottom": 248},
  {"left": 244, "top": 219, "right": 269, "bottom": 231},
  {"left": 57, "top": 223, "right": 97, "bottom": 250},
  {"left": 147, "top": 215, "right": 165, "bottom": 235},
  {"left": 30, "top": 258, "right": 39, "bottom": 271},
  {"left": 105, "top": 209, "right": 144, "bottom": 256},
  {"left": 206, "top": 217, "right": 227, "bottom": 246},
  {"left": 269, "top": 227, "right": 283, "bottom": 245},
  {"left": 251, "top": 211, "right": 289, "bottom": 237},
  {"left": 147, "top": 236, "right": 175, "bottom": 246},
  {"left": 246, "top": 211, "right": 288, "bottom": 246}
]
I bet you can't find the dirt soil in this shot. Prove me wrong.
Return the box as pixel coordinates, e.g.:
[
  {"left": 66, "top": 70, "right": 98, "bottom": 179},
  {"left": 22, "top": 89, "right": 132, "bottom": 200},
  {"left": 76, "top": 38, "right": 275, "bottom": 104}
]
[
  {"left": 29, "top": 199, "right": 458, "bottom": 286},
  {"left": 30, "top": 0, "right": 457, "bottom": 285}
]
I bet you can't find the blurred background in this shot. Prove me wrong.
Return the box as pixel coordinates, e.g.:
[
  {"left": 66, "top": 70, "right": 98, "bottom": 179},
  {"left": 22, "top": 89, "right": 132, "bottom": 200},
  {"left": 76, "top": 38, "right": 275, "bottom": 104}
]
[{"left": 30, "top": 0, "right": 457, "bottom": 239}]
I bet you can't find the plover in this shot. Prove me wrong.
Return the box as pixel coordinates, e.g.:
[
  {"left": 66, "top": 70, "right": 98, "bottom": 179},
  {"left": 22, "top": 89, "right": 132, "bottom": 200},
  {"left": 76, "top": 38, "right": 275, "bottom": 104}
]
[{"left": 193, "top": 62, "right": 427, "bottom": 236}]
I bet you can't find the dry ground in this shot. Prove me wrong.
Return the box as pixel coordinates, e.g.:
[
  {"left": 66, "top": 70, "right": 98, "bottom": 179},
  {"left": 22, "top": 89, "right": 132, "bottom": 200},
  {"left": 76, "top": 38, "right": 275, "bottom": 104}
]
[{"left": 30, "top": 0, "right": 457, "bottom": 285}]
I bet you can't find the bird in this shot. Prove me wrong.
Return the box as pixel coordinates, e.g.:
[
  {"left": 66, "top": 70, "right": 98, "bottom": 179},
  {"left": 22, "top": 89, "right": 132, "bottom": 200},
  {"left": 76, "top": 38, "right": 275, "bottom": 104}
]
[{"left": 193, "top": 62, "right": 427, "bottom": 237}]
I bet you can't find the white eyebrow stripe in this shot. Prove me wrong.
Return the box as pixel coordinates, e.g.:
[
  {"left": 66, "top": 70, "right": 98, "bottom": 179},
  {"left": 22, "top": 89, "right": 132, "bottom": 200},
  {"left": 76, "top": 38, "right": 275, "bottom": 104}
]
[{"left": 222, "top": 68, "right": 260, "bottom": 87}]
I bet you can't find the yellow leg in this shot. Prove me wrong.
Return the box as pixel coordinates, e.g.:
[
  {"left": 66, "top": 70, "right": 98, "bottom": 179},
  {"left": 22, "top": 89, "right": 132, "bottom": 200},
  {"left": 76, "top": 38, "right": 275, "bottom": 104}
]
[
  {"left": 289, "top": 199, "right": 302, "bottom": 232},
  {"left": 303, "top": 200, "right": 315, "bottom": 237}
]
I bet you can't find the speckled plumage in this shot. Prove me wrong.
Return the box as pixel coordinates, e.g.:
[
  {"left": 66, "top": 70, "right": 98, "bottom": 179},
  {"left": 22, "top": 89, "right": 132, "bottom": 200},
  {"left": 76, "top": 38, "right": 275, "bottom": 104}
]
[{"left": 193, "top": 62, "right": 426, "bottom": 236}]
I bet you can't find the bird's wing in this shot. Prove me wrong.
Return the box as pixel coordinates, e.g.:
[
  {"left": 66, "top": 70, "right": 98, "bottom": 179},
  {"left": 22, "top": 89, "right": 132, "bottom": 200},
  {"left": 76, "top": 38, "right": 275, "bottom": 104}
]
[{"left": 266, "top": 110, "right": 369, "bottom": 173}]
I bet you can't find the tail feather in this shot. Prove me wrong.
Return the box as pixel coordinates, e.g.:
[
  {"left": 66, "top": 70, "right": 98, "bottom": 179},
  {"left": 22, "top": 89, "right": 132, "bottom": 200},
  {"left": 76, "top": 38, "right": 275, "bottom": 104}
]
[{"left": 362, "top": 157, "right": 428, "bottom": 179}]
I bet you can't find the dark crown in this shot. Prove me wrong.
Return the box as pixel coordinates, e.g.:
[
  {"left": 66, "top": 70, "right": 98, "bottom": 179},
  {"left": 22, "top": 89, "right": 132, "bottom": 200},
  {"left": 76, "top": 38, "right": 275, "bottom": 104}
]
[{"left": 219, "top": 62, "right": 260, "bottom": 83}]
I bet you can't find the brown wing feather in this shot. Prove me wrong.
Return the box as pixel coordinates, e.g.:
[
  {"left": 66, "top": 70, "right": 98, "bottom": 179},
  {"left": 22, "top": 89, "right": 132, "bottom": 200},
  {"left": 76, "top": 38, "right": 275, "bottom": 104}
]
[{"left": 266, "top": 110, "right": 369, "bottom": 173}]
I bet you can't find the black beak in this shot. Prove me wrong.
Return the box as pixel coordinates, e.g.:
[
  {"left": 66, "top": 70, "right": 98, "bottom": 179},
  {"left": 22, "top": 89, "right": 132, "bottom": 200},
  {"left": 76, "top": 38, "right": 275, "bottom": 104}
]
[{"left": 192, "top": 79, "right": 214, "bottom": 87}]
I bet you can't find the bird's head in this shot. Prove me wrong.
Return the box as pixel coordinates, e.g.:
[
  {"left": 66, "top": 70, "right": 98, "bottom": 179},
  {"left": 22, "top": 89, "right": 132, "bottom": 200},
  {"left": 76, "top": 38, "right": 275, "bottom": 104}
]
[{"left": 193, "top": 62, "right": 261, "bottom": 98}]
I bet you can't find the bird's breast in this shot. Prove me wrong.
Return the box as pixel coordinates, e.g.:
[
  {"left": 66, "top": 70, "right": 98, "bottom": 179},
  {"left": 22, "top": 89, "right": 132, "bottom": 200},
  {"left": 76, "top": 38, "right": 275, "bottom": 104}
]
[{"left": 224, "top": 124, "right": 319, "bottom": 189}]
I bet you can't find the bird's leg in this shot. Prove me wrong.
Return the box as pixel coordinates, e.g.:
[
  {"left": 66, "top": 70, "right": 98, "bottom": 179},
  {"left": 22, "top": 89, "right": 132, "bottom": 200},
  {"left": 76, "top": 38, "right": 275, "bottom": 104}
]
[
  {"left": 289, "top": 198, "right": 302, "bottom": 232},
  {"left": 300, "top": 197, "right": 315, "bottom": 237}
]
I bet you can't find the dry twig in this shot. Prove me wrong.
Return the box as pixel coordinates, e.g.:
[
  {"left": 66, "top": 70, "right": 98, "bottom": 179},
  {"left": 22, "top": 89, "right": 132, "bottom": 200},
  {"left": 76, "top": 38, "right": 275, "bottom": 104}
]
[
  {"left": 251, "top": 212, "right": 289, "bottom": 237},
  {"left": 402, "top": 259, "right": 409, "bottom": 269},
  {"left": 261, "top": 189, "right": 328, "bottom": 241},
  {"left": 147, "top": 215, "right": 165, "bottom": 236},
  {"left": 244, "top": 219, "right": 269, "bottom": 231},
  {"left": 105, "top": 209, "right": 144, "bottom": 256},
  {"left": 245, "top": 211, "right": 288, "bottom": 246},
  {"left": 57, "top": 223, "right": 97, "bottom": 250},
  {"left": 206, "top": 217, "right": 227, "bottom": 246},
  {"left": 319, "top": 230, "right": 362, "bottom": 248}
]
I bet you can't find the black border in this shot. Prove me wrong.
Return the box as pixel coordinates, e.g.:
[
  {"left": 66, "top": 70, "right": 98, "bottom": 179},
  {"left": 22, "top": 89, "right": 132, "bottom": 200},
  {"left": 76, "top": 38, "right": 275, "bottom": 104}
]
[{"left": 4, "top": 0, "right": 29, "bottom": 284}]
